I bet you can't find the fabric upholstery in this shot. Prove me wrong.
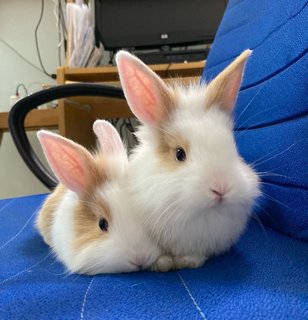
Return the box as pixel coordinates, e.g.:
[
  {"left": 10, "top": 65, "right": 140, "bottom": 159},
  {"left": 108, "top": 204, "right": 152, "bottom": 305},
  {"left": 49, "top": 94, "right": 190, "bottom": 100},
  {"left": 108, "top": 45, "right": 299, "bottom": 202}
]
[
  {"left": 1, "top": 194, "right": 307, "bottom": 319},
  {"left": 202, "top": 0, "right": 308, "bottom": 241}
]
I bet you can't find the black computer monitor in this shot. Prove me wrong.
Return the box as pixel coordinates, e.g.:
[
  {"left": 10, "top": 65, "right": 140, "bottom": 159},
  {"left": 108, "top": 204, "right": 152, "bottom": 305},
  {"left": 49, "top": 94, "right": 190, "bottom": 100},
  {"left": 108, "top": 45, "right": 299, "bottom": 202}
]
[{"left": 95, "top": 0, "right": 226, "bottom": 51}]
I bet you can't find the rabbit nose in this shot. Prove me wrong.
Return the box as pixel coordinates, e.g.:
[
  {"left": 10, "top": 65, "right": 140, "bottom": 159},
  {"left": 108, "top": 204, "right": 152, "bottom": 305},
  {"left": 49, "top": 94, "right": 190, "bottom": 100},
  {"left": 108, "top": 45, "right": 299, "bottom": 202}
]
[{"left": 210, "top": 185, "right": 230, "bottom": 202}]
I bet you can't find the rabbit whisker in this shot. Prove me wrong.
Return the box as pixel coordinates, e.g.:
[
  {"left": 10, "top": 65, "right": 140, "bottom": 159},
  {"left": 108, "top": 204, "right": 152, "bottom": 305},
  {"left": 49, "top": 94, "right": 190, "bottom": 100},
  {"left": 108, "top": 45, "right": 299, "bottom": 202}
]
[
  {"left": 235, "top": 83, "right": 265, "bottom": 123},
  {"left": 256, "top": 171, "right": 290, "bottom": 179},
  {"left": 250, "top": 210, "right": 268, "bottom": 238},
  {"left": 261, "top": 192, "right": 293, "bottom": 212},
  {"left": 235, "top": 105, "right": 278, "bottom": 135},
  {"left": 252, "top": 200, "right": 279, "bottom": 228}
]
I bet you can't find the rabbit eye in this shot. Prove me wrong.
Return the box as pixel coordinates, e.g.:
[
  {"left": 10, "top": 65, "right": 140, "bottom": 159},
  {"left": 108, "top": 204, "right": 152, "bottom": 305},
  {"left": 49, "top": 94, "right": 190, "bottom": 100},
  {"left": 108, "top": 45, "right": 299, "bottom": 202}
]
[
  {"left": 99, "top": 218, "right": 108, "bottom": 232},
  {"left": 175, "top": 147, "right": 186, "bottom": 162}
]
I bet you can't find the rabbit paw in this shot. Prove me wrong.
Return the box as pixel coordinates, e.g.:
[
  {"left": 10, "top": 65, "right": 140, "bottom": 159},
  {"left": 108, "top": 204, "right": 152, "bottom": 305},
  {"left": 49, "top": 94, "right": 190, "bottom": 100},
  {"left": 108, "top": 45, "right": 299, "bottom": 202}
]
[
  {"left": 151, "top": 255, "right": 174, "bottom": 272},
  {"left": 173, "top": 255, "right": 207, "bottom": 270}
]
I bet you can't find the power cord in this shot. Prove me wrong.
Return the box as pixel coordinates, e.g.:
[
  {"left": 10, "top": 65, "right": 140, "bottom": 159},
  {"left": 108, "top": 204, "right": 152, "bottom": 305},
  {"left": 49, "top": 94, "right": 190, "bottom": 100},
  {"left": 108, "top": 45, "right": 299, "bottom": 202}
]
[
  {"left": 0, "top": 38, "right": 49, "bottom": 77},
  {"left": 15, "top": 83, "right": 29, "bottom": 96},
  {"left": 59, "top": 1, "right": 67, "bottom": 53},
  {"left": 35, "top": 0, "right": 56, "bottom": 79},
  {"left": 58, "top": 1, "right": 62, "bottom": 66},
  {"left": 53, "top": 0, "right": 67, "bottom": 66}
]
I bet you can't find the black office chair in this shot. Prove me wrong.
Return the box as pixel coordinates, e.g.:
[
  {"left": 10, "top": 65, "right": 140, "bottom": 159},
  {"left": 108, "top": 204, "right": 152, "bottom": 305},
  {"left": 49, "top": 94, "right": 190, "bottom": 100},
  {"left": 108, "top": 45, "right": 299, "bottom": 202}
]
[{"left": 8, "top": 83, "right": 125, "bottom": 190}]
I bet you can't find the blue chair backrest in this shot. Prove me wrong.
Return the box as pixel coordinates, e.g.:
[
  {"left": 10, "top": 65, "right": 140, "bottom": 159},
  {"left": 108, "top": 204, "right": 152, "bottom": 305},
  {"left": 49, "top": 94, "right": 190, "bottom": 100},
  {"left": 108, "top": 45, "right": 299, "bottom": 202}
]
[{"left": 202, "top": 0, "right": 308, "bottom": 241}]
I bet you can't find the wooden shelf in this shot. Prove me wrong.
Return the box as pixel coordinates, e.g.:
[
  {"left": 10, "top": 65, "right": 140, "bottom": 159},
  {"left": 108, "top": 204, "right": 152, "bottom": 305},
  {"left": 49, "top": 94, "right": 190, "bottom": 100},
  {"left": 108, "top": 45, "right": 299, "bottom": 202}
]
[
  {"left": 3, "top": 61, "right": 205, "bottom": 148},
  {"left": 0, "top": 109, "right": 58, "bottom": 132},
  {"left": 0, "top": 109, "right": 59, "bottom": 145},
  {"left": 57, "top": 61, "right": 205, "bottom": 83}
]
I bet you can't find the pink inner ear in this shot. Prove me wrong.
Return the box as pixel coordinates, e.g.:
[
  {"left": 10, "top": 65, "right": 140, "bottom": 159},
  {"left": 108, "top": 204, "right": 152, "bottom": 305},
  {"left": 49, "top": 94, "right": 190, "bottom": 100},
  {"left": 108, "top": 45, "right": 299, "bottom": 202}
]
[
  {"left": 224, "top": 70, "right": 244, "bottom": 112},
  {"left": 38, "top": 132, "right": 92, "bottom": 194},
  {"left": 117, "top": 52, "right": 171, "bottom": 126},
  {"left": 93, "top": 120, "right": 125, "bottom": 156},
  {"left": 46, "top": 140, "right": 87, "bottom": 191},
  {"left": 121, "top": 59, "right": 158, "bottom": 124}
]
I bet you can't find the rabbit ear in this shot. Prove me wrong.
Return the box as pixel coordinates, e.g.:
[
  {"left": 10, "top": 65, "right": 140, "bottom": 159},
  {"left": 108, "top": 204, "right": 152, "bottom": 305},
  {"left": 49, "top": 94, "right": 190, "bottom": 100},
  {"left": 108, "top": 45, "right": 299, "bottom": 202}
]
[
  {"left": 116, "top": 51, "right": 174, "bottom": 126},
  {"left": 206, "top": 49, "right": 252, "bottom": 112},
  {"left": 93, "top": 120, "right": 126, "bottom": 157},
  {"left": 37, "top": 131, "right": 95, "bottom": 195}
]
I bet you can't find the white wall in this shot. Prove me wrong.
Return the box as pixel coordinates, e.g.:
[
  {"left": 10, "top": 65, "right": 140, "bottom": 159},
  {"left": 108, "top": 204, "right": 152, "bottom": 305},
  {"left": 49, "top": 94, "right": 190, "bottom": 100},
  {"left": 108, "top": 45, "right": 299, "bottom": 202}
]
[{"left": 0, "top": 0, "right": 63, "bottom": 199}]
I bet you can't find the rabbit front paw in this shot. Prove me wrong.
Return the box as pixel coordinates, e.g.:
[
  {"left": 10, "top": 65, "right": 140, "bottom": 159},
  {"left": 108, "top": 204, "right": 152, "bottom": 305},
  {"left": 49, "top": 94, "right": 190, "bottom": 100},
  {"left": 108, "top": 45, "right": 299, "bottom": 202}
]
[
  {"left": 151, "top": 255, "right": 174, "bottom": 272},
  {"left": 173, "top": 255, "right": 207, "bottom": 270}
]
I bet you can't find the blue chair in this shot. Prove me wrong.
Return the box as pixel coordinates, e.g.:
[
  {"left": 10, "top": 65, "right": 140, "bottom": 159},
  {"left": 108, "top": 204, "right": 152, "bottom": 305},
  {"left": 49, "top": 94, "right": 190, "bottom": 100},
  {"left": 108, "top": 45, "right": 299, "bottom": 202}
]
[
  {"left": 2, "top": 1, "right": 307, "bottom": 318},
  {"left": 203, "top": 0, "right": 308, "bottom": 242}
]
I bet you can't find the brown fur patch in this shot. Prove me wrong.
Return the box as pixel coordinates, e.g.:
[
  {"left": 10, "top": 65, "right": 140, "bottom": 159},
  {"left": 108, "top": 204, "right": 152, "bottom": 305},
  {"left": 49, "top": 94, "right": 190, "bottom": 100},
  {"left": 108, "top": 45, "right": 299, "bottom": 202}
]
[
  {"left": 73, "top": 192, "right": 112, "bottom": 250},
  {"left": 82, "top": 152, "right": 108, "bottom": 191},
  {"left": 38, "top": 143, "right": 114, "bottom": 251},
  {"left": 36, "top": 184, "right": 66, "bottom": 245},
  {"left": 158, "top": 85, "right": 177, "bottom": 124},
  {"left": 72, "top": 151, "right": 112, "bottom": 250},
  {"left": 154, "top": 81, "right": 191, "bottom": 168},
  {"left": 156, "top": 128, "right": 189, "bottom": 170}
]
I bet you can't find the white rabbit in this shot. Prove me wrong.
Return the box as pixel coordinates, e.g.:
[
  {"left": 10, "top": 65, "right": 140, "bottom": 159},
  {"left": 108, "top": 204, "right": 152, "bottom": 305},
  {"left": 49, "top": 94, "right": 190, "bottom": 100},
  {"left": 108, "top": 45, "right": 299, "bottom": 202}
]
[
  {"left": 116, "top": 50, "right": 260, "bottom": 271},
  {"left": 36, "top": 120, "right": 161, "bottom": 275}
]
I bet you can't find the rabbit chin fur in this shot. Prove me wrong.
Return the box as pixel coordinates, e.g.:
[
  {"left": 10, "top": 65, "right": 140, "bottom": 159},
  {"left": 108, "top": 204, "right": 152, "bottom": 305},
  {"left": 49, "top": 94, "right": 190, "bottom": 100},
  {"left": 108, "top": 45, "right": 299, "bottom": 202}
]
[
  {"left": 128, "top": 84, "right": 260, "bottom": 258},
  {"left": 49, "top": 181, "right": 161, "bottom": 275}
]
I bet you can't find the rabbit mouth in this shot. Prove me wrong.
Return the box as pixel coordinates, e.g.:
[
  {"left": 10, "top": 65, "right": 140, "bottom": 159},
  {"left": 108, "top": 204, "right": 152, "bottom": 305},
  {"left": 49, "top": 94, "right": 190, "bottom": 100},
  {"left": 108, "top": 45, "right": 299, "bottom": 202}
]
[
  {"left": 191, "top": 196, "right": 229, "bottom": 211},
  {"left": 129, "top": 261, "right": 143, "bottom": 271},
  {"left": 129, "top": 254, "right": 157, "bottom": 271}
]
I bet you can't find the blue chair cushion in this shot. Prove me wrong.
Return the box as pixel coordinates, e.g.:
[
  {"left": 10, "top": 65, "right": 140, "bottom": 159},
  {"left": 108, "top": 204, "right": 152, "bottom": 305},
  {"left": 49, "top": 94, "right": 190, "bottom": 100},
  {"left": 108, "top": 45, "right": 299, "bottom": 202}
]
[
  {"left": 202, "top": 0, "right": 308, "bottom": 241},
  {"left": 1, "top": 194, "right": 308, "bottom": 319}
]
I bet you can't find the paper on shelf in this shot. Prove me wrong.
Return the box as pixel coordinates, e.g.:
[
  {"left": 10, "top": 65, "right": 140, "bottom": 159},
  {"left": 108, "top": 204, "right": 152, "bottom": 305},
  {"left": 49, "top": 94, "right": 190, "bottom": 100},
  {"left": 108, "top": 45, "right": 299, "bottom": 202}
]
[{"left": 66, "top": 1, "right": 103, "bottom": 68}]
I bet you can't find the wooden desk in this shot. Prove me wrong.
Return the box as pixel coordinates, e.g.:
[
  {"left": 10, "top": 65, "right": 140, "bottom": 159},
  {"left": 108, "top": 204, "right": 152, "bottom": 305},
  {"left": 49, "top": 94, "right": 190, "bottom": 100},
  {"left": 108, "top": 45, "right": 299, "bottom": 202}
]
[
  {"left": 56, "top": 61, "right": 205, "bottom": 147},
  {"left": 2, "top": 61, "right": 205, "bottom": 148},
  {"left": 0, "top": 109, "right": 58, "bottom": 145}
]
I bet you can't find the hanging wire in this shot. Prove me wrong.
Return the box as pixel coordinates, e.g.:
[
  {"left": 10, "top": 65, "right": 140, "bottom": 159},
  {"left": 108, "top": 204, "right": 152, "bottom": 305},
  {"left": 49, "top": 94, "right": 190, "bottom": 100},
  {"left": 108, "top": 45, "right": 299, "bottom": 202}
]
[{"left": 34, "top": 0, "right": 56, "bottom": 79}]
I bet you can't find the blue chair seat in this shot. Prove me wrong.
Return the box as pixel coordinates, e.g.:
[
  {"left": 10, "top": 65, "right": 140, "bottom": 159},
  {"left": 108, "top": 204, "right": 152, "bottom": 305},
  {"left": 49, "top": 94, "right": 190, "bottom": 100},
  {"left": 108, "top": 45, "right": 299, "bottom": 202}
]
[{"left": 1, "top": 194, "right": 307, "bottom": 319}]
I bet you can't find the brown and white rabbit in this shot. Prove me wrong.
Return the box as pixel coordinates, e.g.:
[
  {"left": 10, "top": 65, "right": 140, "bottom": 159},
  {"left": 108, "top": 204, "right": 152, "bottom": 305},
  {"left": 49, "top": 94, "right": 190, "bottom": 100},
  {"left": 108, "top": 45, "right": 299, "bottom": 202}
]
[
  {"left": 116, "top": 50, "right": 260, "bottom": 271},
  {"left": 36, "top": 120, "right": 161, "bottom": 274}
]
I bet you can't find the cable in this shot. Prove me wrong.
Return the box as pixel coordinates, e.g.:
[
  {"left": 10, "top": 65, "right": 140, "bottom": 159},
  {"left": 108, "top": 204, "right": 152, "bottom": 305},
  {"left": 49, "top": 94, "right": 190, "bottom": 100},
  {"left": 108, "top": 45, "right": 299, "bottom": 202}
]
[
  {"left": 59, "top": 1, "right": 67, "bottom": 37},
  {"left": 52, "top": 0, "right": 62, "bottom": 66},
  {"left": 0, "top": 38, "right": 48, "bottom": 77},
  {"left": 59, "top": 1, "right": 67, "bottom": 53},
  {"left": 57, "top": 0, "right": 62, "bottom": 65},
  {"left": 15, "top": 83, "right": 29, "bottom": 96},
  {"left": 35, "top": 0, "right": 56, "bottom": 79},
  {"left": 52, "top": 0, "right": 67, "bottom": 66}
]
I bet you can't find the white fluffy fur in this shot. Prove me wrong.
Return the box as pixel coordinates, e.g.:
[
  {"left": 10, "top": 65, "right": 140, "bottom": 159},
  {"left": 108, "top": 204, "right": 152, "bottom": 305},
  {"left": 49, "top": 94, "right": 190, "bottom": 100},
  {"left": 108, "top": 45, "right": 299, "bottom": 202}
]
[
  {"left": 127, "top": 84, "right": 260, "bottom": 266},
  {"left": 50, "top": 189, "right": 76, "bottom": 269},
  {"left": 49, "top": 176, "right": 161, "bottom": 275},
  {"left": 37, "top": 123, "right": 161, "bottom": 275}
]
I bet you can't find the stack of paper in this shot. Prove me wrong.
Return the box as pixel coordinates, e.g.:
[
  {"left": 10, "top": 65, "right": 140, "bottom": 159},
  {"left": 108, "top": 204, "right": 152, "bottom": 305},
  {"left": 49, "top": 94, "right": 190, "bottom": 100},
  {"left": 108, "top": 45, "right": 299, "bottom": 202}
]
[{"left": 66, "top": 0, "right": 104, "bottom": 68}]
